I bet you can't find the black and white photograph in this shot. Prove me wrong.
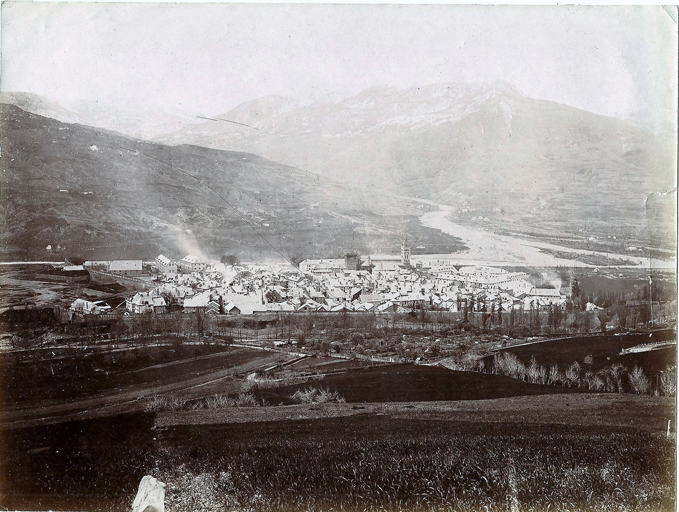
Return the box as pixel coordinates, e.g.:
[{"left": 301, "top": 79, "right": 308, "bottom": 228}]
[{"left": 0, "top": 3, "right": 677, "bottom": 511}]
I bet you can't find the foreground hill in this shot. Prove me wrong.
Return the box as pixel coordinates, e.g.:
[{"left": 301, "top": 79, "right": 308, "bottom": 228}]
[
  {"left": 0, "top": 104, "right": 463, "bottom": 261},
  {"left": 157, "top": 82, "right": 677, "bottom": 247}
]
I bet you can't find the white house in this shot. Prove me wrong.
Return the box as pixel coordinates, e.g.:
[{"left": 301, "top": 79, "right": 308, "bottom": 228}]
[
  {"left": 183, "top": 290, "right": 212, "bottom": 313},
  {"left": 155, "top": 254, "right": 178, "bottom": 275},
  {"left": 70, "top": 298, "right": 111, "bottom": 315},
  {"left": 109, "top": 260, "right": 144, "bottom": 276},
  {"left": 126, "top": 292, "right": 166, "bottom": 314},
  {"left": 179, "top": 255, "right": 208, "bottom": 273}
]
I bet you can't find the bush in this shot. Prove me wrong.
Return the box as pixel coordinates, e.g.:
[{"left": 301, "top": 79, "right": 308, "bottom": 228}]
[
  {"left": 291, "top": 387, "right": 346, "bottom": 404},
  {"left": 143, "top": 393, "right": 186, "bottom": 412},
  {"left": 199, "top": 392, "right": 266, "bottom": 409},
  {"left": 628, "top": 366, "right": 650, "bottom": 395},
  {"left": 660, "top": 366, "right": 676, "bottom": 397},
  {"left": 565, "top": 362, "right": 581, "bottom": 388},
  {"left": 348, "top": 332, "right": 365, "bottom": 345},
  {"left": 241, "top": 373, "right": 278, "bottom": 392}
]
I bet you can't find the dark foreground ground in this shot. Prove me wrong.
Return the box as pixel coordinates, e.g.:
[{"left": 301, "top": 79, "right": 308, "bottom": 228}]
[{"left": 2, "top": 394, "right": 675, "bottom": 512}]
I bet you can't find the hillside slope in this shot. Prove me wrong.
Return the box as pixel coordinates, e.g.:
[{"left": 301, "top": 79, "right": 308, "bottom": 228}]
[{"left": 0, "top": 104, "right": 463, "bottom": 261}]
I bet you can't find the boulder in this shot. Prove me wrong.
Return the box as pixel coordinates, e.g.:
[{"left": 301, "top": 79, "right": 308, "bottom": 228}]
[{"left": 131, "top": 475, "right": 166, "bottom": 512}]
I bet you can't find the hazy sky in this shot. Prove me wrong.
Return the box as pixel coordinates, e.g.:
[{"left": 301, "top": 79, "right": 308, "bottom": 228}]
[{"left": 2, "top": 3, "right": 677, "bottom": 127}]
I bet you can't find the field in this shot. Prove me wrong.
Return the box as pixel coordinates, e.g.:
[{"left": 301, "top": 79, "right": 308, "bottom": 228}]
[
  {"left": 2, "top": 344, "right": 293, "bottom": 427},
  {"left": 1, "top": 330, "right": 676, "bottom": 511},
  {"left": 498, "top": 330, "right": 676, "bottom": 375},
  {"left": 2, "top": 395, "right": 675, "bottom": 512},
  {"left": 255, "top": 364, "right": 582, "bottom": 405}
]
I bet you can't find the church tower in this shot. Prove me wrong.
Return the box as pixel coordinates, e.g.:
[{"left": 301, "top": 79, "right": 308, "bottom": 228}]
[{"left": 401, "top": 234, "right": 411, "bottom": 267}]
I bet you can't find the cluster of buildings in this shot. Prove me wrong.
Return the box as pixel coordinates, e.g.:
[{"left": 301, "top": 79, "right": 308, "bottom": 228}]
[{"left": 68, "top": 244, "right": 569, "bottom": 317}]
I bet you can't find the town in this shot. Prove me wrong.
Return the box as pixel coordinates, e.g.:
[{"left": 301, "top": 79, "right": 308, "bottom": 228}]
[{"left": 64, "top": 238, "right": 571, "bottom": 320}]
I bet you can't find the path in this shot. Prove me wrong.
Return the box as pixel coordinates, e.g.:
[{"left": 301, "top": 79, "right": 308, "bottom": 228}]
[{"left": 3, "top": 348, "right": 292, "bottom": 429}]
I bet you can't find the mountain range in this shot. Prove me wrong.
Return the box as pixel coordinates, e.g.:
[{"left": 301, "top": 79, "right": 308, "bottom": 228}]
[
  {"left": 154, "top": 82, "right": 675, "bottom": 245},
  {"left": 0, "top": 103, "right": 462, "bottom": 262},
  {"left": 0, "top": 83, "right": 675, "bottom": 262},
  {"left": 0, "top": 92, "right": 201, "bottom": 141}
]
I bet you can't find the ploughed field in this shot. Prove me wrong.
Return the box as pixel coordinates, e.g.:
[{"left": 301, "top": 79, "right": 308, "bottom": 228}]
[
  {"left": 3, "top": 345, "right": 260, "bottom": 405},
  {"left": 2, "top": 401, "right": 675, "bottom": 512},
  {"left": 1, "top": 344, "right": 296, "bottom": 427},
  {"left": 255, "top": 364, "right": 582, "bottom": 405},
  {"left": 1, "top": 336, "right": 676, "bottom": 512},
  {"left": 497, "top": 329, "right": 676, "bottom": 375}
]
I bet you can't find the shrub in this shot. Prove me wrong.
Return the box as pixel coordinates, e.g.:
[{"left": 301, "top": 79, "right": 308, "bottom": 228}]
[
  {"left": 348, "top": 332, "right": 365, "bottom": 345},
  {"left": 241, "top": 373, "right": 278, "bottom": 392},
  {"left": 199, "top": 392, "right": 266, "bottom": 409},
  {"left": 565, "top": 362, "right": 581, "bottom": 387},
  {"left": 235, "top": 392, "right": 262, "bottom": 407},
  {"left": 628, "top": 366, "right": 650, "bottom": 395},
  {"left": 660, "top": 366, "right": 676, "bottom": 397},
  {"left": 201, "top": 394, "right": 233, "bottom": 409},
  {"left": 291, "top": 386, "right": 346, "bottom": 404},
  {"left": 143, "top": 393, "right": 186, "bottom": 412}
]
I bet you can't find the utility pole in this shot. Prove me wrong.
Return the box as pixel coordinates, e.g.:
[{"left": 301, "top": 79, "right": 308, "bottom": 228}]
[{"left": 649, "top": 274, "right": 654, "bottom": 328}]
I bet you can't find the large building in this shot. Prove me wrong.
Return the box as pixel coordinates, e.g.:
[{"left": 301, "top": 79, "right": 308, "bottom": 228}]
[
  {"left": 299, "top": 259, "right": 346, "bottom": 274},
  {"left": 179, "top": 255, "right": 208, "bottom": 273},
  {"left": 36, "top": 265, "right": 90, "bottom": 283},
  {"left": 109, "top": 260, "right": 144, "bottom": 276},
  {"left": 155, "top": 254, "right": 178, "bottom": 275},
  {"left": 369, "top": 256, "right": 402, "bottom": 274},
  {"left": 345, "top": 253, "right": 361, "bottom": 271},
  {"left": 126, "top": 292, "right": 167, "bottom": 314}
]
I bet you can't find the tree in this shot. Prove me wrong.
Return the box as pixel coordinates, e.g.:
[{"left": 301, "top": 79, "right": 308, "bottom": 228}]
[
  {"left": 195, "top": 310, "right": 204, "bottom": 340},
  {"left": 628, "top": 366, "right": 650, "bottom": 394},
  {"left": 660, "top": 366, "right": 676, "bottom": 396},
  {"left": 66, "top": 254, "right": 85, "bottom": 265},
  {"left": 616, "top": 304, "right": 628, "bottom": 330},
  {"left": 221, "top": 255, "right": 239, "bottom": 266},
  {"left": 639, "top": 303, "right": 651, "bottom": 326},
  {"left": 597, "top": 311, "right": 609, "bottom": 333},
  {"left": 565, "top": 361, "right": 581, "bottom": 387}
]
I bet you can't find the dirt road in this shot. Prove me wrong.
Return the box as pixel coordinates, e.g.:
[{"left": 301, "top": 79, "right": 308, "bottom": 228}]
[{"left": 3, "top": 349, "right": 291, "bottom": 429}]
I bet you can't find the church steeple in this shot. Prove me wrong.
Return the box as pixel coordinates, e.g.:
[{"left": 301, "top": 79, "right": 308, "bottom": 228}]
[{"left": 401, "top": 233, "right": 411, "bottom": 267}]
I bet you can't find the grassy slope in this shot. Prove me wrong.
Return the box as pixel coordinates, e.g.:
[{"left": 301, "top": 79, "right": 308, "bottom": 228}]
[
  {"left": 2, "top": 398, "right": 675, "bottom": 512},
  {"left": 156, "top": 393, "right": 675, "bottom": 432}
]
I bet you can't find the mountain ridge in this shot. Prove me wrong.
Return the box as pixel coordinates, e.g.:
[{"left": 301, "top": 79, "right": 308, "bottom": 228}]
[
  {"left": 152, "top": 82, "right": 676, "bottom": 247},
  {"left": 0, "top": 103, "right": 464, "bottom": 261}
]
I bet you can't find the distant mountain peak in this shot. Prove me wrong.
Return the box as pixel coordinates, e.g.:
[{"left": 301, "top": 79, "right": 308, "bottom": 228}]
[{"left": 0, "top": 91, "right": 84, "bottom": 125}]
